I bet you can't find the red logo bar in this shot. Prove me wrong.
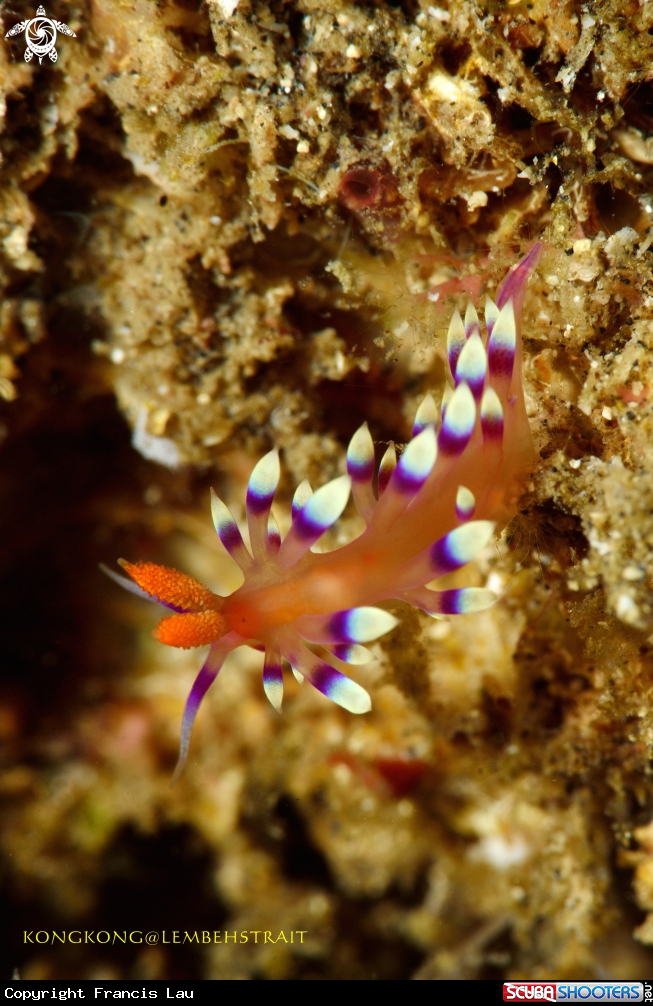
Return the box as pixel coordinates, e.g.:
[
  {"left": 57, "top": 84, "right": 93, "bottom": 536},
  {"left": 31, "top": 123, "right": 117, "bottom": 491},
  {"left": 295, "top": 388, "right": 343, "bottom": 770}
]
[{"left": 504, "top": 985, "right": 556, "bottom": 1002}]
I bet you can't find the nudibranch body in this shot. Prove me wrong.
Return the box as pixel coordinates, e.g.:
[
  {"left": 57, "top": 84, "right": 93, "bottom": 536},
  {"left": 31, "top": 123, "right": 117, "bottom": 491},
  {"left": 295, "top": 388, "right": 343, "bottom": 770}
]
[{"left": 107, "top": 244, "right": 540, "bottom": 776}]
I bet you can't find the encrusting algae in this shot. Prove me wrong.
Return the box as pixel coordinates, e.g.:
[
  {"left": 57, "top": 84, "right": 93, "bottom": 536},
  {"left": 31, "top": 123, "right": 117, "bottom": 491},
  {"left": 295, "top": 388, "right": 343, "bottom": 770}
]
[{"left": 4, "top": 0, "right": 653, "bottom": 982}]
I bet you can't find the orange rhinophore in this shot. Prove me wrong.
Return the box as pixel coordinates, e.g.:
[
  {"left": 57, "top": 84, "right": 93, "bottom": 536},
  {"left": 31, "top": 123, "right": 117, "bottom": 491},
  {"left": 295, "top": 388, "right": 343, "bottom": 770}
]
[
  {"left": 117, "top": 560, "right": 221, "bottom": 613},
  {"left": 106, "top": 244, "right": 541, "bottom": 778},
  {"left": 154, "top": 611, "right": 227, "bottom": 649}
]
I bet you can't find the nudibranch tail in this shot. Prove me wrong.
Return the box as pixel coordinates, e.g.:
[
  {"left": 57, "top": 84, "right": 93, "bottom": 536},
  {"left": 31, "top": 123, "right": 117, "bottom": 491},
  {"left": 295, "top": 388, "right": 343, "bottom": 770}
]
[
  {"left": 496, "top": 241, "right": 542, "bottom": 317},
  {"left": 107, "top": 243, "right": 541, "bottom": 779}
]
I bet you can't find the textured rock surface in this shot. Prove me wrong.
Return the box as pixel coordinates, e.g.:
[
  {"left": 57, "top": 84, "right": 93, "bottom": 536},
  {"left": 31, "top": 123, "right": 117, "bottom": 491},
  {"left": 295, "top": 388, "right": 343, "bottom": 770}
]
[{"left": 3, "top": 0, "right": 653, "bottom": 981}]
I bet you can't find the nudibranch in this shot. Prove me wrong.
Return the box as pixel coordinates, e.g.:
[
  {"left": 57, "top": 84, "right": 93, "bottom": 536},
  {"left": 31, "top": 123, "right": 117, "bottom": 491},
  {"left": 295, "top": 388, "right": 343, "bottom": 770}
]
[{"left": 105, "top": 244, "right": 540, "bottom": 777}]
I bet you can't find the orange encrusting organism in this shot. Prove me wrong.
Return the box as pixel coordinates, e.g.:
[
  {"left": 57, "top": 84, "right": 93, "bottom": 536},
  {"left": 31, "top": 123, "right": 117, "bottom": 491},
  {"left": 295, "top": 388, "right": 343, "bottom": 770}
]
[{"left": 108, "top": 244, "right": 541, "bottom": 778}]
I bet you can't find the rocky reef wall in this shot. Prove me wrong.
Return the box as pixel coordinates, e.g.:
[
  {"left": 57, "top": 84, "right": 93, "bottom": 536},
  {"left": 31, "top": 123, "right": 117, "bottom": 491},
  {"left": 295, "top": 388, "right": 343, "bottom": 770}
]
[{"left": 3, "top": 0, "right": 653, "bottom": 980}]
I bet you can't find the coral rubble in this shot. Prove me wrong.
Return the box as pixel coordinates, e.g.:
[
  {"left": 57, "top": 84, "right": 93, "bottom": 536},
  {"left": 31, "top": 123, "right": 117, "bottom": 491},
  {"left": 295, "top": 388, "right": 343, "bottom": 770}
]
[{"left": 4, "top": 0, "right": 653, "bottom": 981}]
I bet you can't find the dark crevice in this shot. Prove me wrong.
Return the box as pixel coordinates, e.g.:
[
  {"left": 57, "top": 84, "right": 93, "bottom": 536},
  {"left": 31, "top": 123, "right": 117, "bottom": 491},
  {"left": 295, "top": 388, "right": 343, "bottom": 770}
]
[
  {"left": 594, "top": 183, "right": 645, "bottom": 237},
  {"left": 275, "top": 795, "right": 333, "bottom": 886}
]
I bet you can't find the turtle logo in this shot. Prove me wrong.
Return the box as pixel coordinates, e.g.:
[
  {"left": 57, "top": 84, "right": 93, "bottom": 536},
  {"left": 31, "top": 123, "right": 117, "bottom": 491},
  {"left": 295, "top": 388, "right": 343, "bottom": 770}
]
[{"left": 5, "top": 5, "right": 76, "bottom": 64}]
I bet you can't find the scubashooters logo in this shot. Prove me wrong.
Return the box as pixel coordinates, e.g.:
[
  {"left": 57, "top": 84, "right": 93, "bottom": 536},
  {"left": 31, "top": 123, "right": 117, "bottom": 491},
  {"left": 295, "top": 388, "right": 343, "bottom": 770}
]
[
  {"left": 5, "top": 6, "right": 76, "bottom": 64},
  {"left": 504, "top": 985, "right": 644, "bottom": 1002}
]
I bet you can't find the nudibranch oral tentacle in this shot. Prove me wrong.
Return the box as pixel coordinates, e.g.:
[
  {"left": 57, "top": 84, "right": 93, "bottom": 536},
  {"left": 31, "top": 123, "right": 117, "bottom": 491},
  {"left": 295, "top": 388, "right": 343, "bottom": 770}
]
[
  {"left": 100, "top": 564, "right": 188, "bottom": 612},
  {"left": 109, "top": 244, "right": 541, "bottom": 778},
  {"left": 173, "top": 631, "right": 242, "bottom": 783}
]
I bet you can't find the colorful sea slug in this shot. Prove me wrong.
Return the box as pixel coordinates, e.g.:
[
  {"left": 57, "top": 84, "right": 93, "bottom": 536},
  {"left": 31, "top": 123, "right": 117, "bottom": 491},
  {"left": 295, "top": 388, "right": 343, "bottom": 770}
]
[{"left": 105, "top": 245, "right": 540, "bottom": 777}]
